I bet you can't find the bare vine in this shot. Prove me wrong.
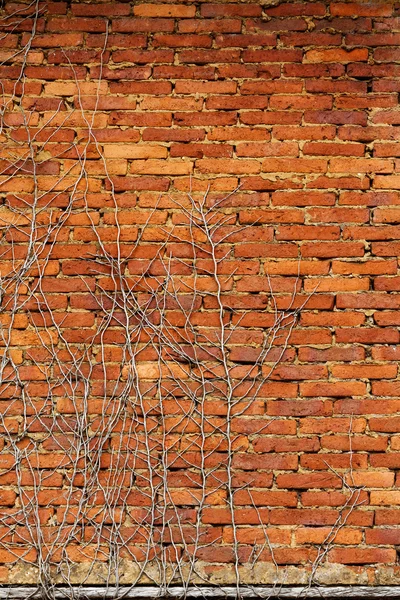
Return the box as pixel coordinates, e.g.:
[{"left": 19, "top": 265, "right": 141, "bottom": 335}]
[{"left": 0, "top": 4, "right": 368, "bottom": 600}]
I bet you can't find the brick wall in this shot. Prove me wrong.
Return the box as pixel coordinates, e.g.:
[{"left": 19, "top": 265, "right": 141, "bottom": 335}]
[{"left": 0, "top": 0, "right": 400, "bottom": 591}]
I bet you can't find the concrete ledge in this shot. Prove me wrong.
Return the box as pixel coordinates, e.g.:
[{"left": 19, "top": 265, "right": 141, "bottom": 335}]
[{"left": 1, "top": 586, "right": 400, "bottom": 598}]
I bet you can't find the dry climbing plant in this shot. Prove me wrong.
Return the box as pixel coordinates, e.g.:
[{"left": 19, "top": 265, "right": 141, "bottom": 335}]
[{"left": 0, "top": 3, "right": 364, "bottom": 599}]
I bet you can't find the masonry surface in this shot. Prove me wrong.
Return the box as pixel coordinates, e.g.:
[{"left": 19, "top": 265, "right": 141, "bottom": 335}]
[{"left": 0, "top": 0, "right": 400, "bottom": 592}]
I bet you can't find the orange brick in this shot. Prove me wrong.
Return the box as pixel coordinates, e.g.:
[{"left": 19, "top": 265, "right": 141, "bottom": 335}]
[{"left": 306, "top": 48, "right": 368, "bottom": 62}]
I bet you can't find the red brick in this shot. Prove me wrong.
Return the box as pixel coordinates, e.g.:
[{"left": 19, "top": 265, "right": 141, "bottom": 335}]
[
  {"left": 235, "top": 490, "right": 297, "bottom": 507},
  {"left": 366, "top": 529, "right": 400, "bottom": 545},
  {"left": 178, "top": 19, "right": 242, "bottom": 33},
  {"left": 273, "top": 125, "right": 336, "bottom": 140},
  {"left": 27, "top": 33, "right": 83, "bottom": 47},
  {"left": 338, "top": 94, "right": 398, "bottom": 110},
  {"left": 253, "top": 437, "right": 319, "bottom": 453},
  {"left": 307, "top": 208, "right": 369, "bottom": 223},
  {"left": 86, "top": 34, "right": 147, "bottom": 48},
  {"left": 303, "top": 142, "right": 365, "bottom": 156},
  {"left": 347, "top": 33, "right": 400, "bottom": 46},
  {"left": 301, "top": 382, "right": 367, "bottom": 397},
  {"left": 371, "top": 492, "right": 400, "bottom": 506},
  {"left": 330, "top": 158, "right": 393, "bottom": 173},
  {"left": 301, "top": 242, "right": 365, "bottom": 258},
  {"left": 375, "top": 276, "right": 400, "bottom": 291},
  {"left": 298, "top": 347, "right": 365, "bottom": 363},
  {"left": 235, "top": 242, "right": 297, "bottom": 258},
  {"left": 277, "top": 473, "right": 341, "bottom": 489},
  {"left": 267, "top": 2, "right": 326, "bottom": 16},
  {"left": 71, "top": 4, "right": 130, "bottom": 16},
  {"left": 206, "top": 97, "right": 269, "bottom": 111},
  {"left": 47, "top": 17, "right": 107, "bottom": 32},
  {"left": 269, "top": 365, "right": 328, "bottom": 380},
  {"left": 176, "top": 81, "right": 237, "bottom": 95},
  {"left": 273, "top": 96, "right": 333, "bottom": 111},
  {"left": 269, "top": 509, "right": 338, "bottom": 525},
  {"left": 268, "top": 400, "right": 332, "bottom": 417},
  {"left": 241, "top": 81, "right": 303, "bottom": 95},
  {"left": 153, "top": 34, "right": 212, "bottom": 48},
  {"left": 112, "top": 49, "right": 174, "bottom": 64},
  {"left": 197, "top": 159, "right": 260, "bottom": 175},
  {"left": 337, "top": 293, "right": 400, "bottom": 310},
  {"left": 170, "top": 143, "right": 232, "bottom": 158},
  {"left": 374, "top": 208, "right": 400, "bottom": 223},
  {"left": 351, "top": 472, "right": 394, "bottom": 488},
  {"left": 156, "top": 66, "right": 216, "bottom": 80},
  {"left": 113, "top": 18, "right": 175, "bottom": 32},
  {"left": 246, "top": 17, "right": 308, "bottom": 32},
  {"left": 276, "top": 226, "right": 340, "bottom": 240},
  {"left": 332, "top": 259, "right": 397, "bottom": 275},
  {"left": 201, "top": 4, "right": 262, "bottom": 17},
  {"left": 179, "top": 49, "right": 241, "bottom": 64},
  {"left": 231, "top": 418, "right": 295, "bottom": 435},
  {"left": 91, "top": 65, "right": 151, "bottom": 80},
  {"left": 0, "top": 548, "right": 37, "bottom": 563},
  {"left": 134, "top": 4, "right": 195, "bottom": 17},
  {"left": 219, "top": 64, "right": 281, "bottom": 79},
  {"left": 109, "top": 82, "right": 172, "bottom": 95},
  {"left": 232, "top": 454, "right": 298, "bottom": 471},
  {"left": 215, "top": 34, "right": 276, "bottom": 47},
  {"left": 272, "top": 191, "right": 335, "bottom": 206},
  {"left": 300, "top": 312, "right": 365, "bottom": 327},
  {"left": 240, "top": 111, "right": 301, "bottom": 126},
  {"left": 375, "top": 510, "right": 400, "bottom": 525},
  {"left": 301, "top": 454, "right": 368, "bottom": 470},
  {"left": 143, "top": 128, "right": 205, "bottom": 142},
  {"left": 331, "top": 2, "right": 393, "bottom": 17},
  {"left": 308, "top": 176, "right": 370, "bottom": 190},
  {"left": 239, "top": 209, "right": 304, "bottom": 224},
  {"left": 243, "top": 49, "right": 303, "bottom": 63},
  {"left": 281, "top": 33, "right": 341, "bottom": 46},
  {"left": 306, "top": 48, "right": 368, "bottom": 62},
  {"left": 299, "top": 417, "right": 366, "bottom": 434},
  {"left": 285, "top": 63, "right": 344, "bottom": 78},
  {"left": 322, "top": 434, "right": 388, "bottom": 452},
  {"left": 343, "top": 225, "right": 400, "bottom": 240},
  {"left": 296, "top": 528, "right": 362, "bottom": 545},
  {"left": 372, "top": 347, "right": 400, "bottom": 362},
  {"left": 301, "top": 491, "right": 366, "bottom": 506},
  {"left": 306, "top": 110, "right": 367, "bottom": 126},
  {"left": 332, "top": 364, "right": 397, "bottom": 380},
  {"left": 340, "top": 191, "right": 400, "bottom": 206},
  {"left": 336, "top": 328, "right": 399, "bottom": 344},
  {"left": 329, "top": 548, "right": 396, "bottom": 564}
]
